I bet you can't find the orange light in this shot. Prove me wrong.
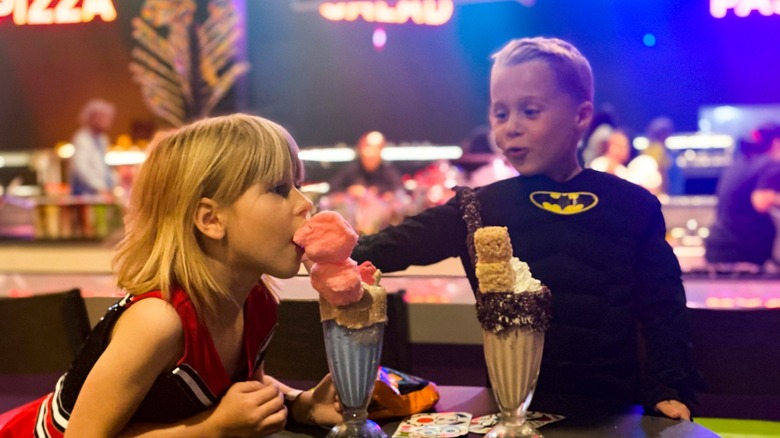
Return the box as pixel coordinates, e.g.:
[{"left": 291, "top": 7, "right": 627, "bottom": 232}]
[
  {"left": 0, "top": 0, "right": 116, "bottom": 25},
  {"left": 735, "top": 297, "right": 763, "bottom": 308},
  {"left": 319, "top": 0, "right": 454, "bottom": 26}
]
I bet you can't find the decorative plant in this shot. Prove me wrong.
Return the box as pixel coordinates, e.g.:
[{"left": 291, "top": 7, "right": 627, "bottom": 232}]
[{"left": 129, "top": 0, "right": 250, "bottom": 127}]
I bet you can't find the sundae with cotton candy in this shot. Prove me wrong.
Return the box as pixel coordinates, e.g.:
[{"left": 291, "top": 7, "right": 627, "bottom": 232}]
[
  {"left": 293, "top": 211, "right": 387, "bottom": 329},
  {"left": 295, "top": 211, "right": 389, "bottom": 438}
]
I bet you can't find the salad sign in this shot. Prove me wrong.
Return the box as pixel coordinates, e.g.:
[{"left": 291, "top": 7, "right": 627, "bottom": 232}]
[
  {"left": 711, "top": 0, "right": 780, "bottom": 17},
  {"left": 319, "top": 0, "right": 454, "bottom": 26},
  {"left": 0, "top": 0, "right": 117, "bottom": 25}
]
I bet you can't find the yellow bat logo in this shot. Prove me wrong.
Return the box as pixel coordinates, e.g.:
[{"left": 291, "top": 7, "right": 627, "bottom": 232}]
[{"left": 529, "top": 191, "right": 598, "bottom": 215}]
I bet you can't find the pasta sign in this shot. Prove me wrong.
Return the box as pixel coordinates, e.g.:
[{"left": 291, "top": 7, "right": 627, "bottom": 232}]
[
  {"left": 0, "top": 0, "right": 117, "bottom": 25},
  {"left": 711, "top": 0, "right": 780, "bottom": 17}
]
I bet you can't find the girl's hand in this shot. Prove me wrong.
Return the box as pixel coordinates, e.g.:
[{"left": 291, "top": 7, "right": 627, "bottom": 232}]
[
  {"left": 211, "top": 381, "right": 287, "bottom": 436},
  {"left": 292, "top": 374, "right": 342, "bottom": 426}
]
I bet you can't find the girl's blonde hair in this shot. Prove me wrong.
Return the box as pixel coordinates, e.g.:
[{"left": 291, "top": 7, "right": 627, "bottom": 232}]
[{"left": 112, "top": 113, "right": 301, "bottom": 317}]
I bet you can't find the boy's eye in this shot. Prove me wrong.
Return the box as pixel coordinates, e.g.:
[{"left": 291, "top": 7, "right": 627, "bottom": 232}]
[
  {"left": 492, "top": 110, "right": 507, "bottom": 121},
  {"left": 524, "top": 108, "right": 541, "bottom": 117}
]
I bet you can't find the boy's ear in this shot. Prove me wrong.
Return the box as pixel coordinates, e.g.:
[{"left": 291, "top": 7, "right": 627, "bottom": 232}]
[
  {"left": 194, "top": 197, "right": 226, "bottom": 240},
  {"left": 575, "top": 101, "right": 594, "bottom": 132}
]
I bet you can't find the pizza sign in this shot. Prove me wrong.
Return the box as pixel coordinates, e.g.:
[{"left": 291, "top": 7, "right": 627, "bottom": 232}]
[{"left": 0, "top": 0, "right": 117, "bottom": 25}]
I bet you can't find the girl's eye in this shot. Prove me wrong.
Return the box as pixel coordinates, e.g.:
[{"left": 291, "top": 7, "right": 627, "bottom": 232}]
[
  {"left": 492, "top": 110, "right": 507, "bottom": 121},
  {"left": 272, "top": 182, "right": 292, "bottom": 197}
]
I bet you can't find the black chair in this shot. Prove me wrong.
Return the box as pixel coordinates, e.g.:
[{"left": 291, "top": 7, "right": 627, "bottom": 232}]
[
  {"left": 689, "top": 307, "right": 780, "bottom": 421},
  {"left": 0, "top": 288, "right": 90, "bottom": 374},
  {"left": 0, "top": 289, "right": 91, "bottom": 412},
  {"left": 264, "top": 299, "right": 329, "bottom": 384},
  {"left": 382, "top": 289, "right": 412, "bottom": 373}
]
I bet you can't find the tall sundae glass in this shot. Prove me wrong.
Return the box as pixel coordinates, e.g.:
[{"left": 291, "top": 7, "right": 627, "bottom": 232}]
[
  {"left": 472, "top": 227, "right": 552, "bottom": 438},
  {"left": 293, "top": 210, "right": 389, "bottom": 438},
  {"left": 320, "top": 280, "right": 387, "bottom": 438}
]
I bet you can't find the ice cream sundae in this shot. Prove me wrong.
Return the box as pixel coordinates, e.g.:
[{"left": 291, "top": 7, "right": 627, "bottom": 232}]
[
  {"left": 293, "top": 211, "right": 388, "bottom": 438},
  {"left": 473, "top": 225, "right": 551, "bottom": 438}
]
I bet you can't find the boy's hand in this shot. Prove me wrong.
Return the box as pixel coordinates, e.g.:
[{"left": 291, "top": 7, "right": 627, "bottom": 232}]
[
  {"left": 654, "top": 399, "right": 691, "bottom": 421},
  {"left": 292, "top": 374, "right": 342, "bottom": 426},
  {"left": 212, "top": 380, "right": 287, "bottom": 436}
]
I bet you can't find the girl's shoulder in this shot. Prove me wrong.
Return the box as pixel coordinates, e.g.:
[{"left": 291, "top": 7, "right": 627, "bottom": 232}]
[{"left": 113, "top": 292, "right": 184, "bottom": 355}]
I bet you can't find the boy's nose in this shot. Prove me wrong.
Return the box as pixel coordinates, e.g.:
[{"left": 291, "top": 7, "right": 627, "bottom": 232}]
[
  {"left": 506, "top": 113, "right": 524, "bottom": 136},
  {"left": 506, "top": 121, "right": 523, "bottom": 137}
]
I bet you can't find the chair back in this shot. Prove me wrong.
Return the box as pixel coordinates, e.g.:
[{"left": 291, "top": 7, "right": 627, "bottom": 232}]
[
  {"left": 264, "top": 299, "right": 329, "bottom": 383},
  {"left": 0, "top": 289, "right": 90, "bottom": 374}
]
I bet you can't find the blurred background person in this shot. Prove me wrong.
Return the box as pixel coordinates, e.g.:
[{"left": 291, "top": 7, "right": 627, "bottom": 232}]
[
  {"left": 458, "top": 124, "right": 518, "bottom": 187},
  {"left": 579, "top": 109, "right": 617, "bottom": 168},
  {"left": 641, "top": 116, "right": 681, "bottom": 194},
  {"left": 68, "top": 99, "right": 116, "bottom": 196},
  {"left": 325, "top": 131, "right": 404, "bottom": 234},
  {"left": 589, "top": 128, "right": 632, "bottom": 177},
  {"left": 329, "top": 130, "right": 402, "bottom": 197},
  {"left": 705, "top": 123, "right": 780, "bottom": 273},
  {"left": 587, "top": 126, "right": 663, "bottom": 194}
]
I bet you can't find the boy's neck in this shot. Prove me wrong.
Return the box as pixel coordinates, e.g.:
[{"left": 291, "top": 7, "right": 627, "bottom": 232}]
[{"left": 544, "top": 162, "right": 583, "bottom": 182}]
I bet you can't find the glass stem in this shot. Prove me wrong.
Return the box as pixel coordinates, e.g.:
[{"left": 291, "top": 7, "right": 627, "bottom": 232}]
[
  {"left": 501, "top": 406, "right": 527, "bottom": 427},
  {"left": 342, "top": 407, "right": 368, "bottom": 424}
]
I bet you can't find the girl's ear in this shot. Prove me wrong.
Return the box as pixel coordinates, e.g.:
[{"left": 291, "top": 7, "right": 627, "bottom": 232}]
[{"left": 194, "top": 197, "right": 225, "bottom": 240}]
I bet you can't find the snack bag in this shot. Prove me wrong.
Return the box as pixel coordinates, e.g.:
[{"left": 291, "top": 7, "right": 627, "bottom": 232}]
[{"left": 368, "top": 367, "right": 440, "bottom": 420}]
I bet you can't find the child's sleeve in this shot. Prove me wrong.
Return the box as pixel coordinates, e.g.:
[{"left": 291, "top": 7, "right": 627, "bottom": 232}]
[
  {"left": 351, "top": 194, "right": 467, "bottom": 273},
  {"left": 633, "top": 200, "right": 703, "bottom": 409}
]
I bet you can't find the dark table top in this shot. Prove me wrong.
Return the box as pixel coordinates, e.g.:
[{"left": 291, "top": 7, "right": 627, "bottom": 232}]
[{"left": 273, "top": 386, "right": 718, "bottom": 437}]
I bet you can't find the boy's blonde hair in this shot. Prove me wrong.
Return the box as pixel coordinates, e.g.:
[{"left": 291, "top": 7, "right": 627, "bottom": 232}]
[
  {"left": 112, "top": 114, "right": 301, "bottom": 317},
  {"left": 492, "top": 37, "right": 594, "bottom": 104}
]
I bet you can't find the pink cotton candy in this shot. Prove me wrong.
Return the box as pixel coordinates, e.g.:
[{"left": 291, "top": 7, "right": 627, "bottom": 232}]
[
  {"left": 310, "top": 259, "right": 364, "bottom": 306},
  {"left": 358, "top": 261, "right": 377, "bottom": 285},
  {"left": 293, "top": 211, "right": 358, "bottom": 264}
]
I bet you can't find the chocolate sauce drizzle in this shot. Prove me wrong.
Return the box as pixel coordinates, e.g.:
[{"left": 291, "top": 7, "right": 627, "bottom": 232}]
[
  {"left": 458, "top": 187, "right": 552, "bottom": 333},
  {"left": 476, "top": 289, "right": 552, "bottom": 333}
]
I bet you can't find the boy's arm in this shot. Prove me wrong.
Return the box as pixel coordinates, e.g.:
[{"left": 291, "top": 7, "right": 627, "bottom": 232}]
[
  {"left": 352, "top": 194, "right": 467, "bottom": 272},
  {"left": 633, "top": 200, "right": 701, "bottom": 414}
]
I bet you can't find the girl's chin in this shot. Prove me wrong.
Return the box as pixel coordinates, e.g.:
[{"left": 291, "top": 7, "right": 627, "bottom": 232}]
[{"left": 265, "top": 260, "right": 302, "bottom": 279}]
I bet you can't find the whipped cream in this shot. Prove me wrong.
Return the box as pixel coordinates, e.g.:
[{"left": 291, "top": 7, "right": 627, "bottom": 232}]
[{"left": 510, "top": 258, "right": 543, "bottom": 293}]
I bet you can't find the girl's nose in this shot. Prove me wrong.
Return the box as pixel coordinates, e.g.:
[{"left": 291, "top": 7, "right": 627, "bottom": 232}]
[{"left": 295, "top": 188, "right": 315, "bottom": 218}]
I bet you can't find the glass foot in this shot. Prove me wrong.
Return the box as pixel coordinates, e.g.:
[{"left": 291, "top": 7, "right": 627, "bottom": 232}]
[
  {"left": 326, "top": 419, "right": 387, "bottom": 438},
  {"left": 485, "top": 422, "right": 543, "bottom": 438}
]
